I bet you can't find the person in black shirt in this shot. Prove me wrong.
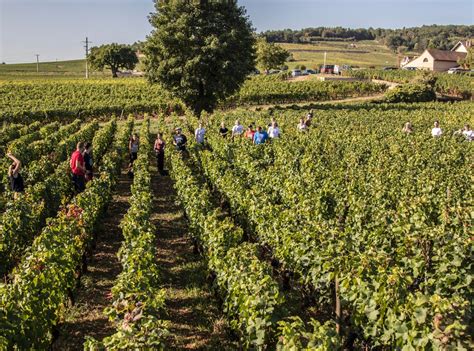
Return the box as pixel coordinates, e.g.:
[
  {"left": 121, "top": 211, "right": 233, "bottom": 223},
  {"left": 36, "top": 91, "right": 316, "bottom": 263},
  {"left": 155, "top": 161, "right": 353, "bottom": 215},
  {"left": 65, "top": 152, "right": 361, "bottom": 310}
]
[
  {"left": 154, "top": 133, "right": 166, "bottom": 175},
  {"left": 84, "top": 142, "right": 93, "bottom": 182},
  {"left": 219, "top": 122, "right": 229, "bottom": 138},
  {"left": 173, "top": 128, "right": 188, "bottom": 152},
  {"left": 7, "top": 153, "right": 24, "bottom": 194}
]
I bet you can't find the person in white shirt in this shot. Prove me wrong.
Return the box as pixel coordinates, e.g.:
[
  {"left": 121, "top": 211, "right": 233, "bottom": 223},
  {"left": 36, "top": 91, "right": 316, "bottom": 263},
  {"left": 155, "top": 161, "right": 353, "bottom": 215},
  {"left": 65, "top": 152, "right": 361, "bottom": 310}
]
[
  {"left": 462, "top": 124, "right": 473, "bottom": 142},
  {"left": 297, "top": 118, "right": 308, "bottom": 132},
  {"left": 268, "top": 122, "right": 280, "bottom": 138},
  {"left": 431, "top": 121, "right": 442, "bottom": 138},
  {"left": 402, "top": 122, "right": 413, "bottom": 134},
  {"left": 232, "top": 120, "right": 244, "bottom": 137},
  {"left": 195, "top": 123, "right": 206, "bottom": 144}
]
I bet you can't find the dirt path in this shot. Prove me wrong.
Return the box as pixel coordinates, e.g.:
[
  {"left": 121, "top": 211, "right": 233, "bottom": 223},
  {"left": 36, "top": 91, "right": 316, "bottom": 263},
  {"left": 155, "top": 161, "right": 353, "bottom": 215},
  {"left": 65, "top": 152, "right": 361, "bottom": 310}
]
[
  {"left": 52, "top": 171, "right": 132, "bottom": 350},
  {"left": 151, "top": 166, "right": 237, "bottom": 350},
  {"left": 230, "top": 93, "right": 384, "bottom": 111}
]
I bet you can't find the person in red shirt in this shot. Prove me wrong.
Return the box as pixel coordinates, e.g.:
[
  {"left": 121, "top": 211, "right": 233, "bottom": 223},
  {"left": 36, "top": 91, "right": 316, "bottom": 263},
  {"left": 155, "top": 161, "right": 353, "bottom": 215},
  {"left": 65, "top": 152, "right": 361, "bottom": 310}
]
[
  {"left": 70, "top": 142, "right": 86, "bottom": 193},
  {"left": 244, "top": 125, "right": 255, "bottom": 140}
]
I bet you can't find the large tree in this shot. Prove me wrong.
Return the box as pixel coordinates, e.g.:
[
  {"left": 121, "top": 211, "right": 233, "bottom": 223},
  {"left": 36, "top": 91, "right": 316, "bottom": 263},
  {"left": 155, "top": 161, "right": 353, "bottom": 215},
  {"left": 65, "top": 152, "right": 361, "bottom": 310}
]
[
  {"left": 256, "top": 38, "right": 290, "bottom": 71},
  {"left": 145, "top": 0, "right": 256, "bottom": 115},
  {"left": 88, "top": 44, "right": 138, "bottom": 78}
]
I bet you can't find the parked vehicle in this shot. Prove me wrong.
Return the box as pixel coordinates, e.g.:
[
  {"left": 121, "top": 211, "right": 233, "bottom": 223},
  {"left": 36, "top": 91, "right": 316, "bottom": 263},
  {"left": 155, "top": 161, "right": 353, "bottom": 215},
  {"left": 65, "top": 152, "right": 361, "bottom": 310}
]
[
  {"left": 291, "top": 69, "right": 302, "bottom": 77},
  {"left": 402, "top": 67, "right": 417, "bottom": 71},
  {"left": 304, "top": 69, "right": 317, "bottom": 75},
  {"left": 320, "top": 65, "right": 335, "bottom": 74},
  {"left": 447, "top": 67, "right": 469, "bottom": 74},
  {"left": 268, "top": 69, "right": 281, "bottom": 75},
  {"left": 382, "top": 67, "right": 398, "bottom": 71}
]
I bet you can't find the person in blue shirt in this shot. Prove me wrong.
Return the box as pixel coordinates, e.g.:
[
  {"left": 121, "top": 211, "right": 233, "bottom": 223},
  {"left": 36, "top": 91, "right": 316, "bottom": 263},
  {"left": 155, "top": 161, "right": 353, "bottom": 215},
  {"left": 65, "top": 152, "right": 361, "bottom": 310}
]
[{"left": 253, "top": 126, "right": 269, "bottom": 145}]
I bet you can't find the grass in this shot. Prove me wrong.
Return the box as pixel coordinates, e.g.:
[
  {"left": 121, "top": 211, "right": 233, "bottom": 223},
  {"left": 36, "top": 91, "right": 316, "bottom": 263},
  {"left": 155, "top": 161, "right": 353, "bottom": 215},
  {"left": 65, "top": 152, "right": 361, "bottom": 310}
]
[{"left": 0, "top": 59, "right": 108, "bottom": 80}]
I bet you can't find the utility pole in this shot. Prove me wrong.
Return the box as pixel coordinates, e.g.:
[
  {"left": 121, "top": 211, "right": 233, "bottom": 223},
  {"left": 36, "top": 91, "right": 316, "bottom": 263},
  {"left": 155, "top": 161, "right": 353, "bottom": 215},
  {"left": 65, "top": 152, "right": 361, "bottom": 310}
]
[
  {"left": 82, "top": 37, "right": 92, "bottom": 79},
  {"left": 35, "top": 54, "right": 40, "bottom": 73}
]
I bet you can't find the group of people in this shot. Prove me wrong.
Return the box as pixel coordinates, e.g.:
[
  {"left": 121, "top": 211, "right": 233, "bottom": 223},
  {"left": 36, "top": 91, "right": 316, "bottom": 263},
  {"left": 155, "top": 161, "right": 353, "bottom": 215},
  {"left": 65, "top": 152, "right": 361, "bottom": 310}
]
[
  {"left": 403, "top": 121, "right": 473, "bottom": 141},
  {"left": 6, "top": 112, "right": 470, "bottom": 196},
  {"left": 217, "top": 119, "right": 281, "bottom": 145}
]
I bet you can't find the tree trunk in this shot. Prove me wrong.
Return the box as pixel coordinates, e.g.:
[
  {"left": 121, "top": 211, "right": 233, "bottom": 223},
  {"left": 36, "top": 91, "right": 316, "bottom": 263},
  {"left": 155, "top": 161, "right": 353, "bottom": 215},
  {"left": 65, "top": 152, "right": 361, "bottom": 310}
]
[{"left": 111, "top": 66, "right": 118, "bottom": 78}]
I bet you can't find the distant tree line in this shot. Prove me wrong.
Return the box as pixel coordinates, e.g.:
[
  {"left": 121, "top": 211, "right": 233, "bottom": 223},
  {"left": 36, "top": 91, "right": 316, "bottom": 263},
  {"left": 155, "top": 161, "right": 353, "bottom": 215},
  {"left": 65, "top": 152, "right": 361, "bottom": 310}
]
[{"left": 260, "top": 25, "right": 474, "bottom": 52}]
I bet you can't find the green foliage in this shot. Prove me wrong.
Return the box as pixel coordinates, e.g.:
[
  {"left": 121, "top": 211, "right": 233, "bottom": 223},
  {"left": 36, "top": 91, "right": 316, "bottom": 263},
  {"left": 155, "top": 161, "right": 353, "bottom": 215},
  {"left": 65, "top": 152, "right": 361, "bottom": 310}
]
[
  {"left": 0, "top": 120, "right": 127, "bottom": 348},
  {"left": 345, "top": 69, "right": 474, "bottom": 99},
  {"left": 277, "top": 317, "right": 341, "bottom": 351},
  {"left": 0, "top": 79, "right": 184, "bottom": 123},
  {"left": 0, "top": 120, "right": 116, "bottom": 278},
  {"left": 198, "top": 102, "right": 472, "bottom": 350},
  {"left": 224, "top": 76, "right": 387, "bottom": 107},
  {"left": 256, "top": 38, "right": 290, "bottom": 71},
  {"left": 261, "top": 25, "right": 474, "bottom": 52},
  {"left": 86, "top": 118, "right": 168, "bottom": 350},
  {"left": 384, "top": 83, "right": 436, "bottom": 103},
  {"left": 145, "top": 0, "right": 256, "bottom": 115},
  {"left": 169, "top": 138, "right": 283, "bottom": 349},
  {"left": 458, "top": 47, "right": 474, "bottom": 69},
  {"left": 89, "top": 43, "right": 138, "bottom": 78}
]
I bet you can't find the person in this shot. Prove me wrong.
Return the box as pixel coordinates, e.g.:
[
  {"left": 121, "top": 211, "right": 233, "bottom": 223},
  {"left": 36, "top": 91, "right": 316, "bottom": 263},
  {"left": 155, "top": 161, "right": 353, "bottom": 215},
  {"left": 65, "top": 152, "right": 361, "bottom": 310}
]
[
  {"left": 431, "top": 121, "right": 442, "bottom": 138},
  {"left": 307, "top": 110, "right": 314, "bottom": 120},
  {"left": 70, "top": 142, "right": 86, "bottom": 193},
  {"left": 253, "top": 126, "right": 269, "bottom": 145},
  {"left": 462, "top": 124, "right": 473, "bottom": 142},
  {"left": 154, "top": 133, "right": 166, "bottom": 174},
  {"left": 129, "top": 133, "right": 140, "bottom": 163},
  {"left": 268, "top": 121, "right": 280, "bottom": 139},
  {"left": 298, "top": 118, "right": 308, "bottom": 132},
  {"left": 244, "top": 125, "right": 255, "bottom": 140},
  {"left": 7, "top": 153, "right": 24, "bottom": 194},
  {"left": 232, "top": 119, "right": 244, "bottom": 137},
  {"left": 195, "top": 123, "right": 206, "bottom": 144},
  {"left": 267, "top": 117, "right": 276, "bottom": 129},
  {"left": 304, "top": 115, "right": 312, "bottom": 128},
  {"left": 219, "top": 122, "right": 229, "bottom": 138},
  {"left": 84, "top": 142, "right": 93, "bottom": 182},
  {"left": 173, "top": 127, "right": 188, "bottom": 152},
  {"left": 402, "top": 122, "right": 413, "bottom": 134}
]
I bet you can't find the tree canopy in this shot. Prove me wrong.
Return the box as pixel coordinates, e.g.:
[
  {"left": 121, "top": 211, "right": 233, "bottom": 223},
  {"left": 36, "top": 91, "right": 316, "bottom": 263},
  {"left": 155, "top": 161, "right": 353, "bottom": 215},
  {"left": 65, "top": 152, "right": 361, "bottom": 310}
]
[
  {"left": 260, "top": 25, "right": 474, "bottom": 52},
  {"left": 458, "top": 47, "right": 473, "bottom": 69},
  {"left": 256, "top": 38, "right": 290, "bottom": 71},
  {"left": 145, "top": 0, "right": 256, "bottom": 115},
  {"left": 88, "top": 44, "right": 138, "bottom": 78}
]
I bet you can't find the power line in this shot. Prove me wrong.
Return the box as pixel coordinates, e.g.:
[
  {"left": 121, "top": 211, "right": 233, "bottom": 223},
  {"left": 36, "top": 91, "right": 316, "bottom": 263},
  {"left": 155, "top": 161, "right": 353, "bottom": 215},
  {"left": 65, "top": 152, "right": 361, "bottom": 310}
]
[
  {"left": 35, "top": 54, "right": 40, "bottom": 73},
  {"left": 82, "top": 37, "right": 92, "bottom": 79}
]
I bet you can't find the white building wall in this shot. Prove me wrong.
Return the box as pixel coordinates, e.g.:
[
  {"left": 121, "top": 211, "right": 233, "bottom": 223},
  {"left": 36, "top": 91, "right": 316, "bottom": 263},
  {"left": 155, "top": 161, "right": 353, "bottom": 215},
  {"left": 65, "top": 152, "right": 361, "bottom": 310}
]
[{"left": 404, "top": 51, "right": 434, "bottom": 70}]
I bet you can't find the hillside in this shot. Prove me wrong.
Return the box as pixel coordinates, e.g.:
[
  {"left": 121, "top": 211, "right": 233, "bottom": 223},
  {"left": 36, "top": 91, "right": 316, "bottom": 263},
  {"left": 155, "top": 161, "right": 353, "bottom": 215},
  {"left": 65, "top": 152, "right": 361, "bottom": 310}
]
[{"left": 279, "top": 40, "right": 399, "bottom": 69}]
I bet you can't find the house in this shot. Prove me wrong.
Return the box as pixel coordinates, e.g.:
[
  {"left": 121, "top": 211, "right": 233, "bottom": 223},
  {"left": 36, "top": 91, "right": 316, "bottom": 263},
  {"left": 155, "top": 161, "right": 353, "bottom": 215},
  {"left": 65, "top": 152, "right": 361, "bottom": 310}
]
[
  {"left": 400, "top": 56, "right": 414, "bottom": 67},
  {"left": 402, "top": 48, "right": 467, "bottom": 72},
  {"left": 452, "top": 40, "right": 473, "bottom": 53}
]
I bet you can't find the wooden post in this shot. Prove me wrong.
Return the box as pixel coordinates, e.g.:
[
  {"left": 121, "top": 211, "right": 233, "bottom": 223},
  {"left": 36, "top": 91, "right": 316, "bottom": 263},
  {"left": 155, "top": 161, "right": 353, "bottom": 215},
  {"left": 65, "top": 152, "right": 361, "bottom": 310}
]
[{"left": 335, "top": 276, "right": 341, "bottom": 335}]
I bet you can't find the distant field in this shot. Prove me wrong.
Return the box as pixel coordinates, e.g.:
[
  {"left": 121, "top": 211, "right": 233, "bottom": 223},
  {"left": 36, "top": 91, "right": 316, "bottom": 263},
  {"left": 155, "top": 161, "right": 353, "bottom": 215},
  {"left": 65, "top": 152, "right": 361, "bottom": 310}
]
[
  {"left": 279, "top": 40, "right": 401, "bottom": 69},
  {"left": 0, "top": 59, "right": 108, "bottom": 80},
  {"left": 2, "top": 40, "right": 402, "bottom": 80}
]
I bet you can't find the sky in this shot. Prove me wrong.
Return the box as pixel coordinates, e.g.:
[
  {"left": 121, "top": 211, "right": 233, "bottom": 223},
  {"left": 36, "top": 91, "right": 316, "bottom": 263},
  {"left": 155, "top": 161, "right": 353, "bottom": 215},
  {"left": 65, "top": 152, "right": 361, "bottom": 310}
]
[{"left": 0, "top": 0, "right": 472, "bottom": 63}]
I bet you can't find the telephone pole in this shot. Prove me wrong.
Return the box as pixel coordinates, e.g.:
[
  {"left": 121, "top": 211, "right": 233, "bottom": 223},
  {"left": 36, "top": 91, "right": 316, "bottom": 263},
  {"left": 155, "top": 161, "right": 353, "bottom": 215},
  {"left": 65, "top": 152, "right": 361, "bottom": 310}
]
[
  {"left": 35, "top": 54, "right": 40, "bottom": 73},
  {"left": 82, "top": 37, "right": 92, "bottom": 79}
]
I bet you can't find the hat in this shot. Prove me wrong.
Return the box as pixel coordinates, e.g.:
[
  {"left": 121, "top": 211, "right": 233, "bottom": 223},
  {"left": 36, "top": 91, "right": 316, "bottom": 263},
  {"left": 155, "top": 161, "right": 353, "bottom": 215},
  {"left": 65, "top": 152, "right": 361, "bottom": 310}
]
[{"left": 175, "top": 127, "right": 182, "bottom": 131}]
